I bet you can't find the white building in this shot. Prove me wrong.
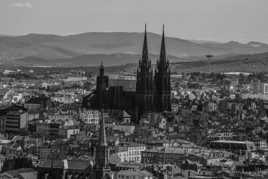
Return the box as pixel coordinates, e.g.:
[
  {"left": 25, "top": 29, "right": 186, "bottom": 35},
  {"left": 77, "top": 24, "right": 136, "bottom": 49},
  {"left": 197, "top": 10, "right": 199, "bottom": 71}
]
[
  {"left": 79, "top": 109, "right": 99, "bottom": 125},
  {"left": 116, "top": 143, "right": 146, "bottom": 163},
  {"left": 60, "top": 126, "right": 80, "bottom": 139}
]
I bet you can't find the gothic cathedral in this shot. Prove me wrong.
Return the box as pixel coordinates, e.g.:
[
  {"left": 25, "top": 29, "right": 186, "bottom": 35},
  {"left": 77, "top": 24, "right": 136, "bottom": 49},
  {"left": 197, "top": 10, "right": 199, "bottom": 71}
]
[{"left": 136, "top": 25, "right": 171, "bottom": 113}]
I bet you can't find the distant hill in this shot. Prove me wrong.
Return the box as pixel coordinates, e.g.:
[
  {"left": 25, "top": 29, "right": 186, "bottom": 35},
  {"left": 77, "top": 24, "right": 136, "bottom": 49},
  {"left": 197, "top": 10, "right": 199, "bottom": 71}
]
[
  {"left": 1, "top": 32, "right": 268, "bottom": 65},
  {"left": 8, "top": 52, "right": 268, "bottom": 73},
  {"left": 12, "top": 53, "right": 184, "bottom": 67},
  {"left": 172, "top": 52, "right": 268, "bottom": 73}
]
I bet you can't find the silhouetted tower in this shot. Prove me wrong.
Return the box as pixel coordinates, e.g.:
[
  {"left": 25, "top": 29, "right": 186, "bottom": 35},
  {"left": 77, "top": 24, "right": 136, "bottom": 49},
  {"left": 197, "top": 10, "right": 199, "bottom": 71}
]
[
  {"left": 154, "top": 25, "right": 171, "bottom": 111},
  {"left": 96, "top": 61, "right": 108, "bottom": 108},
  {"left": 94, "top": 79, "right": 111, "bottom": 179},
  {"left": 136, "top": 24, "right": 154, "bottom": 113}
]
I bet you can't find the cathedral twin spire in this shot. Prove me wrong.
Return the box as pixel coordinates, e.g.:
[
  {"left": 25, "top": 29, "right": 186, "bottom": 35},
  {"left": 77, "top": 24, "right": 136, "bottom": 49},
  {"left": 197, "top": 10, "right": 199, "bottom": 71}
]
[
  {"left": 136, "top": 24, "right": 171, "bottom": 112},
  {"left": 154, "top": 25, "right": 171, "bottom": 111},
  {"left": 159, "top": 25, "right": 167, "bottom": 66},
  {"left": 141, "top": 24, "right": 168, "bottom": 69},
  {"left": 139, "top": 24, "right": 169, "bottom": 78},
  {"left": 142, "top": 24, "right": 149, "bottom": 62},
  {"left": 136, "top": 24, "right": 154, "bottom": 95}
]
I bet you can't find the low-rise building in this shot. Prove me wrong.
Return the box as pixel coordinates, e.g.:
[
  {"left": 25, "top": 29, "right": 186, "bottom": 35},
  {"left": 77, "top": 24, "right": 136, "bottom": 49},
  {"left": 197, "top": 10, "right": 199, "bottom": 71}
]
[
  {"left": 115, "top": 143, "right": 146, "bottom": 163},
  {"left": 59, "top": 126, "right": 80, "bottom": 139},
  {"left": 36, "top": 121, "right": 60, "bottom": 137},
  {"left": 142, "top": 149, "right": 207, "bottom": 166},
  {"left": 208, "top": 140, "right": 256, "bottom": 156},
  {"left": 4, "top": 106, "right": 28, "bottom": 132},
  {"left": 115, "top": 170, "right": 153, "bottom": 179},
  {"left": 108, "top": 124, "right": 135, "bottom": 136},
  {"left": 79, "top": 109, "right": 99, "bottom": 125}
]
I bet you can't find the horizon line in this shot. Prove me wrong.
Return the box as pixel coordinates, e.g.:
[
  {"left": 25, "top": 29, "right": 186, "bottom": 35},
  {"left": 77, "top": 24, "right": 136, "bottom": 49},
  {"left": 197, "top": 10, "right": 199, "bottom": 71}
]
[{"left": 0, "top": 31, "right": 266, "bottom": 45}]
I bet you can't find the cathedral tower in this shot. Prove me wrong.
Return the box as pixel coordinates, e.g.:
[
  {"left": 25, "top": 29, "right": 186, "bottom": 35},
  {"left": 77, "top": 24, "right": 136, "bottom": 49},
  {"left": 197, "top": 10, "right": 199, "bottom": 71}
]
[
  {"left": 96, "top": 62, "right": 108, "bottom": 108},
  {"left": 94, "top": 79, "right": 111, "bottom": 179},
  {"left": 136, "top": 25, "right": 154, "bottom": 112},
  {"left": 154, "top": 25, "right": 171, "bottom": 111}
]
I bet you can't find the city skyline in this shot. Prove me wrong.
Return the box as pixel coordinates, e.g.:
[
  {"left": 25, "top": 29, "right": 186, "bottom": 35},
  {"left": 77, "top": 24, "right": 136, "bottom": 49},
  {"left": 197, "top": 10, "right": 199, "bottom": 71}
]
[
  {"left": 1, "top": 0, "right": 268, "bottom": 43},
  {"left": 1, "top": 1, "right": 268, "bottom": 178}
]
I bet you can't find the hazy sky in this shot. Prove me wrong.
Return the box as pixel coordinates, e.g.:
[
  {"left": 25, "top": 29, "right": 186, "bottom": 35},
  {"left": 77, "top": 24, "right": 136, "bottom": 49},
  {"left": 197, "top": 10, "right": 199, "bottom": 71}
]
[{"left": 1, "top": 0, "right": 268, "bottom": 43}]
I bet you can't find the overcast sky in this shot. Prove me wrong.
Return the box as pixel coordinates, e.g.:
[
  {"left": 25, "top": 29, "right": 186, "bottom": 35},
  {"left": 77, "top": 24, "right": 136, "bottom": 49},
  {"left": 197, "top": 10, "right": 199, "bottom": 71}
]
[{"left": 1, "top": 0, "right": 268, "bottom": 43}]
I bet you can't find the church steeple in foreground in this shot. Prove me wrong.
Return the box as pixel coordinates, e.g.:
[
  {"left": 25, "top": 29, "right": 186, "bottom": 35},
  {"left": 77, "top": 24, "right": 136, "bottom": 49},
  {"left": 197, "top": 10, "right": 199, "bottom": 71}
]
[{"left": 94, "top": 81, "right": 111, "bottom": 179}]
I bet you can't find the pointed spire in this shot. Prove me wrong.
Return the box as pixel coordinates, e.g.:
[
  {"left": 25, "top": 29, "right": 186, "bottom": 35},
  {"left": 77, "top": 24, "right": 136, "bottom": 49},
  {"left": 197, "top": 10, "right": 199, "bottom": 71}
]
[
  {"left": 99, "top": 60, "right": 104, "bottom": 76},
  {"left": 99, "top": 109, "right": 107, "bottom": 146},
  {"left": 98, "top": 60, "right": 106, "bottom": 146},
  {"left": 160, "top": 24, "right": 167, "bottom": 63},
  {"left": 142, "top": 24, "right": 149, "bottom": 61}
]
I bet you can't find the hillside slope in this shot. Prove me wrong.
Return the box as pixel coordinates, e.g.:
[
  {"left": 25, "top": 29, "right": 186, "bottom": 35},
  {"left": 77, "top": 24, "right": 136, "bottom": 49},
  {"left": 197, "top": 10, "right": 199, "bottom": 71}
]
[{"left": 1, "top": 32, "right": 268, "bottom": 63}]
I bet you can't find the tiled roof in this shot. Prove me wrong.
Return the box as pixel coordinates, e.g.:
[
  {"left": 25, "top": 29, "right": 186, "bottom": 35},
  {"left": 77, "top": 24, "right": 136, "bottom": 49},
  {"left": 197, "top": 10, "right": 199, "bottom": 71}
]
[
  {"left": 39, "top": 159, "right": 93, "bottom": 170},
  {"left": 117, "top": 170, "right": 153, "bottom": 177},
  {"left": 38, "top": 160, "right": 64, "bottom": 169},
  {"left": 66, "top": 160, "right": 92, "bottom": 170}
]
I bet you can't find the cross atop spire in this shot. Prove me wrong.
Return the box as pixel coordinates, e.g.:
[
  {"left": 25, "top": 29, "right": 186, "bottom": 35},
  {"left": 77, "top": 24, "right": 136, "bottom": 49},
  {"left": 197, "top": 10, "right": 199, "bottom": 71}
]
[{"left": 142, "top": 24, "right": 149, "bottom": 62}]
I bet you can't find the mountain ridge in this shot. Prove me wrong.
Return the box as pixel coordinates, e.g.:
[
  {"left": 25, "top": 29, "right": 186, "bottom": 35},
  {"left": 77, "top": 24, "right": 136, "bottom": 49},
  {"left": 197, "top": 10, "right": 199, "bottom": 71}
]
[
  {"left": 172, "top": 52, "right": 268, "bottom": 73},
  {"left": 11, "top": 53, "right": 185, "bottom": 67},
  {"left": 1, "top": 32, "right": 268, "bottom": 64}
]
